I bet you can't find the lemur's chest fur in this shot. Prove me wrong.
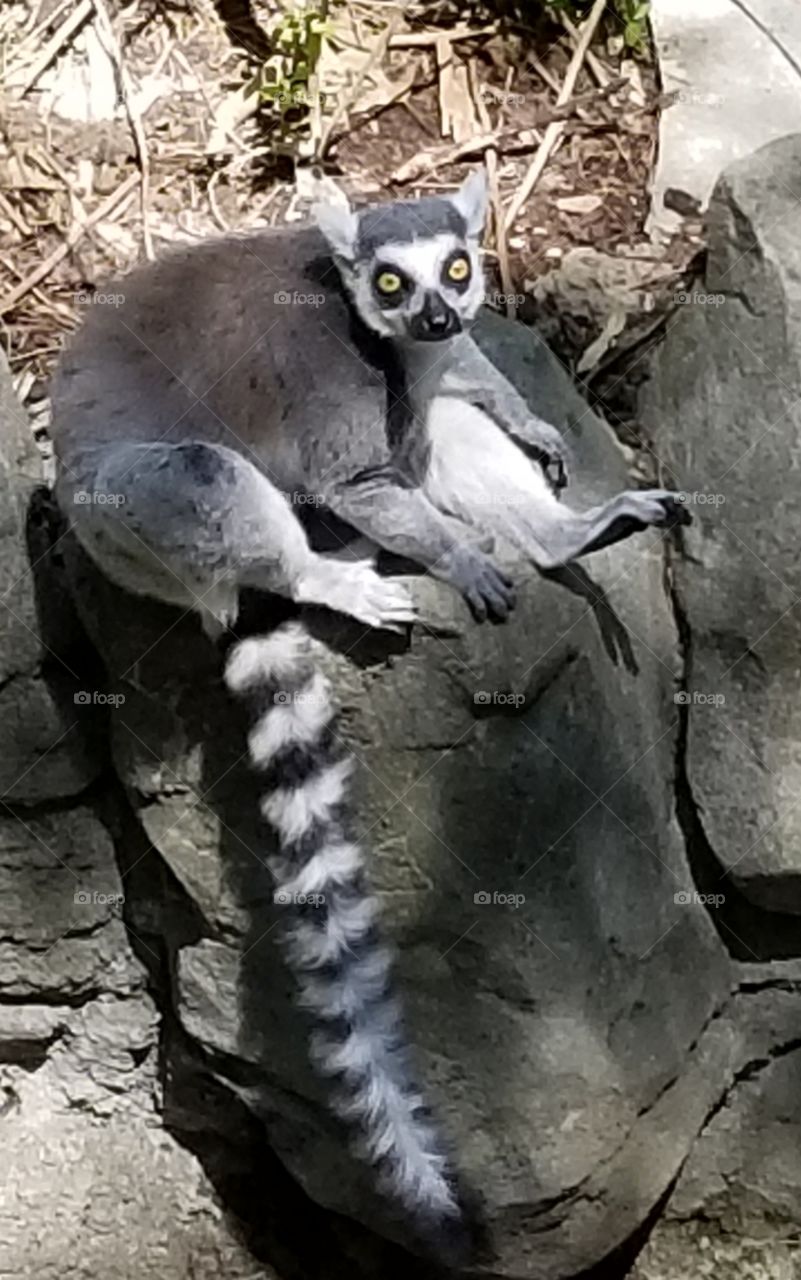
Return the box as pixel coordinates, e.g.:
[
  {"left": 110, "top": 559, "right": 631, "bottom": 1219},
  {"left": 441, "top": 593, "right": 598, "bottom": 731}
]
[{"left": 424, "top": 398, "right": 549, "bottom": 526}]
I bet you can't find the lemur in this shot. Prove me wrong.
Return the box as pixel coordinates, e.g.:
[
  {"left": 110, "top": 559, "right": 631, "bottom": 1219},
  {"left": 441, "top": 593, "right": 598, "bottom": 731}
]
[{"left": 51, "top": 170, "right": 689, "bottom": 1247}]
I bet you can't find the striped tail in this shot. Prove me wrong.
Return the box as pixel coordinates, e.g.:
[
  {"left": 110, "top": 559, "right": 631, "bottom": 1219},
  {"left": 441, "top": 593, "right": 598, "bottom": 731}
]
[{"left": 224, "top": 622, "right": 461, "bottom": 1236}]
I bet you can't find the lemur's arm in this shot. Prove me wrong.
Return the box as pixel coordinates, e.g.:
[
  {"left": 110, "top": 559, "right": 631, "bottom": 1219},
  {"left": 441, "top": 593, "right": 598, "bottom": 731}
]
[
  {"left": 321, "top": 466, "right": 515, "bottom": 622},
  {"left": 440, "top": 335, "right": 570, "bottom": 490}
]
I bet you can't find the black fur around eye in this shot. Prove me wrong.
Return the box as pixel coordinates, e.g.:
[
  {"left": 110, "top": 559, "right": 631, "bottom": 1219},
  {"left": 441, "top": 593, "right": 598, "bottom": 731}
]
[
  {"left": 442, "top": 252, "right": 471, "bottom": 293},
  {"left": 372, "top": 266, "right": 409, "bottom": 308}
]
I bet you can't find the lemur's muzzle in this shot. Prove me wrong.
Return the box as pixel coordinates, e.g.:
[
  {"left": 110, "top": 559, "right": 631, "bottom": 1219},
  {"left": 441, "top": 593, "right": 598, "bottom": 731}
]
[{"left": 409, "top": 290, "right": 462, "bottom": 342}]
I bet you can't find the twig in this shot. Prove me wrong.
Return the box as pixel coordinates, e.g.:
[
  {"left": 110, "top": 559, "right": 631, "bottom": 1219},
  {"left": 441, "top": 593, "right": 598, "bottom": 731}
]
[
  {"left": 527, "top": 52, "right": 561, "bottom": 96},
  {"left": 503, "top": 0, "right": 608, "bottom": 235},
  {"left": 467, "top": 60, "right": 513, "bottom": 317},
  {"left": 0, "top": 191, "right": 32, "bottom": 238},
  {"left": 207, "top": 170, "right": 230, "bottom": 233},
  {"left": 91, "top": 0, "right": 153, "bottom": 261},
  {"left": 391, "top": 78, "right": 625, "bottom": 183},
  {"left": 12, "top": 0, "right": 93, "bottom": 92},
  {"left": 0, "top": 254, "right": 76, "bottom": 324},
  {"left": 10, "top": 0, "right": 74, "bottom": 62},
  {"left": 559, "top": 11, "right": 611, "bottom": 88},
  {"left": 8, "top": 345, "right": 64, "bottom": 364},
  {"left": 0, "top": 173, "right": 139, "bottom": 318},
  {"left": 316, "top": 9, "right": 404, "bottom": 160},
  {"left": 389, "top": 25, "right": 496, "bottom": 47}
]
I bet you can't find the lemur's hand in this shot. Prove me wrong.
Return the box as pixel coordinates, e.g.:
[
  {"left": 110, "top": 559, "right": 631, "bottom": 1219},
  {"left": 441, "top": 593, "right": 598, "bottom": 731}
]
[
  {"left": 445, "top": 546, "right": 516, "bottom": 623},
  {"left": 531, "top": 421, "right": 571, "bottom": 494}
]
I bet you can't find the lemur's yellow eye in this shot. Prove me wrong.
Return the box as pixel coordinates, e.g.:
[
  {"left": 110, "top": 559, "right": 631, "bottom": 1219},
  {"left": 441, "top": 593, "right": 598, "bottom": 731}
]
[
  {"left": 447, "top": 256, "right": 470, "bottom": 282},
  {"left": 376, "top": 271, "right": 402, "bottom": 295}
]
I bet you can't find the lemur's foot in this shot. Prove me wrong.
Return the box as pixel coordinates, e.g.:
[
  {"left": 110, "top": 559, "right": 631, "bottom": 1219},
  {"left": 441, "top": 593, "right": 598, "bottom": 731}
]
[
  {"left": 306, "top": 560, "right": 416, "bottom": 631},
  {"left": 446, "top": 547, "right": 516, "bottom": 623}
]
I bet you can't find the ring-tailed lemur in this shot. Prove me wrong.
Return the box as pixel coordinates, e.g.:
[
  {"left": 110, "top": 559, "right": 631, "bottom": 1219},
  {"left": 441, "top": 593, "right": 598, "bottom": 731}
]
[{"left": 51, "top": 170, "right": 689, "bottom": 1244}]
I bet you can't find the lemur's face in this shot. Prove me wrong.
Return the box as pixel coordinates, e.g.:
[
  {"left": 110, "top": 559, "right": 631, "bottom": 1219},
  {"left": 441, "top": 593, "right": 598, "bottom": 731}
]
[{"left": 314, "top": 172, "right": 488, "bottom": 344}]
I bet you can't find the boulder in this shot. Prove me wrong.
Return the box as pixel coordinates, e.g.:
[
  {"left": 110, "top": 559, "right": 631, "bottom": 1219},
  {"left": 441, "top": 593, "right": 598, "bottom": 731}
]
[
  {"left": 0, "top": 352, "right": 278, "bottom": 1280},
  {"left": 0, "top": 352, "right": 100, "bottom": 801},
  {"left": 641, "top": 133, "right": 801, "bottom": 919},
  {"left": 15, "top": 197, "right": 801, "bottom": 1273},
  {"left": 61, "top": 309, "right": 736, "bottom": 1277},
  {"left": 631, "top": 963, "right": 801, "bottom": 1280}
]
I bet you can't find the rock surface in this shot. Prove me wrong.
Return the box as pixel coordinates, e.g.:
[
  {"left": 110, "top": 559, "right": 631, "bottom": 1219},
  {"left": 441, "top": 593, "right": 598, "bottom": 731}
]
[
  {"left": 642, "top": 133, "right": 801, "bottom": 920},
  {"left": 5, "top": 181, "right": 801, "bottom": 1276},
  {"left": 0, "top": 352, "right": 277, "bottom": 1280},
  {"left": 630, "top": 131, "right": 801, "bottom": 1277},
  {"left": 58, "top": 308, "right": 736, "bottom": 1278},
  {"left": 648, "top": 0, "right": 801, "bottom": 241}
]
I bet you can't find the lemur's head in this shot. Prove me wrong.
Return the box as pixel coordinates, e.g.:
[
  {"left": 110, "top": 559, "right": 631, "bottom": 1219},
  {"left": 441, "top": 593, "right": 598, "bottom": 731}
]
[{"left": 314, "top": 171, "right": 488, "bottom": 343}]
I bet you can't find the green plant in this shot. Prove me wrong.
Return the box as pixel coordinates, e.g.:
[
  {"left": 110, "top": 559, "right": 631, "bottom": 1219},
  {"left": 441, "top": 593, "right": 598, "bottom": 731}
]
[
  {"left": 613, "top": 0, "right": 650, "bottom": 53},
  {"left": 548, "top": 0, "right": 651, "bottom": 53},
  {"left": 259, "top": 4, "right": 332, "bottom": 114}
]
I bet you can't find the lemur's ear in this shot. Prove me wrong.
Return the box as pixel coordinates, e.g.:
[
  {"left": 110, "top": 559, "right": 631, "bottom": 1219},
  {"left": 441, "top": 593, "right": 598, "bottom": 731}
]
[
  {"left": 313, "top": 196, "right": 359, "bottom": 263},
  {"left": 451, "top": 168, "right": 489, "bottom": 238}
]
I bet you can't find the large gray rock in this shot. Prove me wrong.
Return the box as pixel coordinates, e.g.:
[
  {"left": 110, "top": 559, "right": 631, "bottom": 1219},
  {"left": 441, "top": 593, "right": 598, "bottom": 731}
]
[
  {"left": 0, "top": 353, "right": 278, "bottom": 1280},
  {"left": 0, "top": 350, "right": 99, "bottom": 801},
  {"left": 631, "top": 963, "right": 801, "bottom": 1280},
  {"left": 641, "top": 133, "right": 801, "bottom": 918},
  {"left": 62, "top": 310, "right": 738, "bottom": 1277},
  {"left": 647, "top": 0, "right": 801, "bottom": 242}
]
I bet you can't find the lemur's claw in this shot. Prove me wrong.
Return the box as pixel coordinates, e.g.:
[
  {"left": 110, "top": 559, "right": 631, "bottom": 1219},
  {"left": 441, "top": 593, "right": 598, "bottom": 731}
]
[{"left": 660, "top": 494, "right": 693, "bottom": 527}]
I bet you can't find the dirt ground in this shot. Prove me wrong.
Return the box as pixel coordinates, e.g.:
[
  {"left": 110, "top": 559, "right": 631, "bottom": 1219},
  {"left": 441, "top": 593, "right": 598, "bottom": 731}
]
[{"left": 0, "top": 0, "right": 700, "bottom": 453}]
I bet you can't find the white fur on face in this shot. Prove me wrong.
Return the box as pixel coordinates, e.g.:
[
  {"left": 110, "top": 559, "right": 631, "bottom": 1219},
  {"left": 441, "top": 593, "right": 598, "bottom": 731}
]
[{"left": 348, "top": 233, "right": 485, "bottom": 338}]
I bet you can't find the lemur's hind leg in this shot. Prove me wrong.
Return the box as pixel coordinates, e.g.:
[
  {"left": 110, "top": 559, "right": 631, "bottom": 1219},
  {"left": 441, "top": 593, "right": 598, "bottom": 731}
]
[
  {"left": 424, "top": 401, "right": 689, "bottom": 571},
  {"left": 59, "top": 441, "right": 415, "bottom": 635}
]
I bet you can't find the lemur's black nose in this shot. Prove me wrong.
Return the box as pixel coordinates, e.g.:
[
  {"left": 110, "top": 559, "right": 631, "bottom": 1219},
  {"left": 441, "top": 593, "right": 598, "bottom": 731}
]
[{"left": 410, "top": 291, "right": 461, "bottom": 341}]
